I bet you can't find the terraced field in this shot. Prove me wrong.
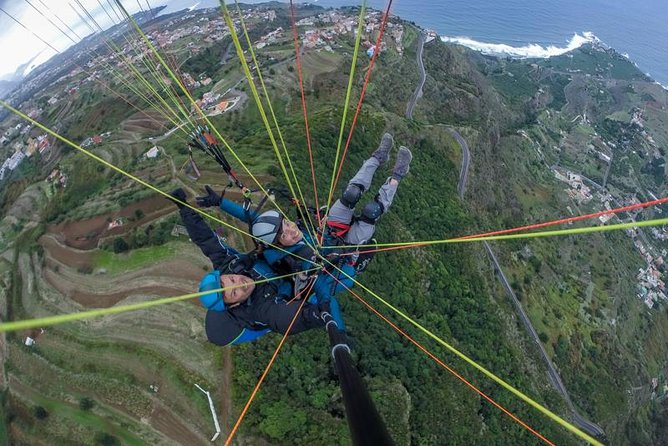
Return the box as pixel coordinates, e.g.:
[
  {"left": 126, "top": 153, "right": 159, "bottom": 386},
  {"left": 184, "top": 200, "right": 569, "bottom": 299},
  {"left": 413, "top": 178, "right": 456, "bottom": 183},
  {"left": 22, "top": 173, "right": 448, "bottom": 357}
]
[{"left": 0, "top": 107, "right": 245, "bottom": 443}]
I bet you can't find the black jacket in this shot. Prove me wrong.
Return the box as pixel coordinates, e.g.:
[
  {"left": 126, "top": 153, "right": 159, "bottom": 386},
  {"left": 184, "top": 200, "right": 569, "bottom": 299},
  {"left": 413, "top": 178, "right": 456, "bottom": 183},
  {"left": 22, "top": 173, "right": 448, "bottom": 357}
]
[{"left": 179, "top": 207, "right": 325, "bottom": 346}]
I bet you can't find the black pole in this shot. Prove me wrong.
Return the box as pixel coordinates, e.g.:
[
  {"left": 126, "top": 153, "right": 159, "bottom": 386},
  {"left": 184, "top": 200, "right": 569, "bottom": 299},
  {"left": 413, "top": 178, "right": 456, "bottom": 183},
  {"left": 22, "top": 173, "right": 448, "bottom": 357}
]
[{"left": 323, "top": 312, "right": 394, "bottom": 446}]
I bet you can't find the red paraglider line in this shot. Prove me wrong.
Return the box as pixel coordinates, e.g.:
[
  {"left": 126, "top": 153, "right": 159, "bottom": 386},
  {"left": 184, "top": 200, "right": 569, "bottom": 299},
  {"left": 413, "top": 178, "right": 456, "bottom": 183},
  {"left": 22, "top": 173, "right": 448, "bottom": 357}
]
[
  {"left": 290, "top": 0, "right": 321, "bottom": 228},
  {"left": 224, "top": 282, "right": 314, "bottom": 445},
  {"left": 328, "top": 0, "right": 394, "bottom": 211},
  {"left": 339, "top": 195, "right": 668, "bottom": 256},
  {"left": 325, "top": 271, "right": 555, "bottom": 446}
]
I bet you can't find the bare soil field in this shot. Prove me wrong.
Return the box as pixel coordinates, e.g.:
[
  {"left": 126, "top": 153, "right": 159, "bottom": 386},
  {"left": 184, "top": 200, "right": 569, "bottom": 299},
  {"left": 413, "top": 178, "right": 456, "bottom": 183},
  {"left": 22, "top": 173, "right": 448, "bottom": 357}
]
[{"left": 46, "top": 195, "right": 175, "bottom": 250}]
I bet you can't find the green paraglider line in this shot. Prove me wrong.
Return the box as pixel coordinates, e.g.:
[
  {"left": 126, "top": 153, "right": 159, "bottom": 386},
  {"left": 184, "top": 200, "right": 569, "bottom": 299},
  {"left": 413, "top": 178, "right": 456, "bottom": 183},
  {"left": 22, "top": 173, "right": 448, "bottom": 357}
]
[{"left": 0, "top": 270, "right": 316, "bottom": 333}]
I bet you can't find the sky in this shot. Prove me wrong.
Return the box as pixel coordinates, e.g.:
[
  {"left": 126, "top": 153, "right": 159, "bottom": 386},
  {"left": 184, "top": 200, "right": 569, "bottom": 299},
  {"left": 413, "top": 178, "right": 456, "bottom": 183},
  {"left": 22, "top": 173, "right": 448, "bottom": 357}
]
[{"left": 0, "top": 0, "right": 151, "bottom": 80}]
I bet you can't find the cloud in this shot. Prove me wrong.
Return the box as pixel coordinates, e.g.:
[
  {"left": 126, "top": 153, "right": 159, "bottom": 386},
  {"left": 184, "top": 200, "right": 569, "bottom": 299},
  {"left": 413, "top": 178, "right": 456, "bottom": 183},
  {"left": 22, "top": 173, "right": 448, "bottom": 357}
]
[{"left": 0, "top": 0, "right": 143, "bottom": 79}]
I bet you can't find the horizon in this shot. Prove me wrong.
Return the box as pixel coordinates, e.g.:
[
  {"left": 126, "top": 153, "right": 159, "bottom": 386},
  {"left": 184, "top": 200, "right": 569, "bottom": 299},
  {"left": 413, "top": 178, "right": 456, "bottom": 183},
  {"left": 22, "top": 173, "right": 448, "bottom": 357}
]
[{"left": 1, "top": 1, "right": 667, "bottom": 86}]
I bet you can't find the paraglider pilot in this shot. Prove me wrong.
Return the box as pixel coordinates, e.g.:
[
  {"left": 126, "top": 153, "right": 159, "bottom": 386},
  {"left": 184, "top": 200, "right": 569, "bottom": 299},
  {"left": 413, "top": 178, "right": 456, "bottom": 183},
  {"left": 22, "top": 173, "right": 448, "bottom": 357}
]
[{"left": 195, "top": 133, "right": 412, "bottom": 274}]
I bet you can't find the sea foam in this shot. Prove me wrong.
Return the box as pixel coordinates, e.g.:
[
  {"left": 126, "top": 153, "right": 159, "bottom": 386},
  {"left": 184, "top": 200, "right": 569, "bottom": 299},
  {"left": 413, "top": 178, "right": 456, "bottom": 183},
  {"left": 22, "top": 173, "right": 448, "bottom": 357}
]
[{"left": 441, "top": 32, "right": 598, "bottom": 59}]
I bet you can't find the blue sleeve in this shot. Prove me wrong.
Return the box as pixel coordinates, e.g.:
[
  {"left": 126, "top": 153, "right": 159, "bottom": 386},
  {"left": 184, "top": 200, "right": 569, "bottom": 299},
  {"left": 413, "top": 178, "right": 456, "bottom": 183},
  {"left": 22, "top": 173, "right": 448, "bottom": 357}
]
[
  {"left": 219, "top": 198, "right": 257, "bottom": 223},
  {"left": 329, "top": 297, "right": 345, "bottom": 331},
  {"left": 276, "top": 280, "right": 294, "bottom": 301},
  {"left": 314, "top": 264, "right": 356, "bottom": 302},
  {"left": 231, "top": 328, "right": 272, "bottom": 345}
]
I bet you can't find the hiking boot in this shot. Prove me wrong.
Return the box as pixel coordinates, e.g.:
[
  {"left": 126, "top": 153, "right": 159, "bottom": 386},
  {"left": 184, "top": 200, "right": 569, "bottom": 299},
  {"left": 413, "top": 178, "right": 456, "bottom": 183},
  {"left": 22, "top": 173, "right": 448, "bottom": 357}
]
[
  {"left": 392, "top": 146, "right": 412, "bottom": 181},
  {"left": 371, "top": 133, "right": 393, "bottom": 164}
]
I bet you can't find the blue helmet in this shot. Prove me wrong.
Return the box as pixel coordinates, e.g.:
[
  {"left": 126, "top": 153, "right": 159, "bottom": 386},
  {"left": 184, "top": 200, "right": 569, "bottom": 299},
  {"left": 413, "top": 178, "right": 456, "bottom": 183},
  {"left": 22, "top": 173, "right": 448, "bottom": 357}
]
[{"left": 199, "top": 270, "right": 226, "bottom": 312}]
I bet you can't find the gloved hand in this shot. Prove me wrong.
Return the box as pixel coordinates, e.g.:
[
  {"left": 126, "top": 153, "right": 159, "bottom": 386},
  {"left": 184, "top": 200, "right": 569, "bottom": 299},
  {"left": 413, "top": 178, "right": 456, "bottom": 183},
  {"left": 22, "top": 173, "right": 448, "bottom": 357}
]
[
  {"left": 294, "top": 271, "right": 317, "bottom": 298},
  {"left": 196, "top": 185, "right": 222, "bottom": 208},
  {"left": 168, "top": 188, "right": 187, "bottom": 208}
]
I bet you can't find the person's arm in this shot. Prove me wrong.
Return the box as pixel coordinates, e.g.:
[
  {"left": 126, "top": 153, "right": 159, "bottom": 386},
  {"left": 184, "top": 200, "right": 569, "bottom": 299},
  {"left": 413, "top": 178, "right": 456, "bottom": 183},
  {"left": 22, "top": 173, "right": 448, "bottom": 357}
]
[
  {"left": 219, "top": 197, "right": 256, "bottom": 222},
  {"left": 179, "top": 206, "right": 238, "bottom": 270},
  {"left": 196, "top": 185, "right": 257, "bottom": 223},
  {"left": 315, "top": 263, "right": 356, "bottom": 301},
  {"left": 230, "top": 328, "right": 271, "bottom": 345},
  {"left": 205, "top": 310, "right": 271, "bottom": 346}
]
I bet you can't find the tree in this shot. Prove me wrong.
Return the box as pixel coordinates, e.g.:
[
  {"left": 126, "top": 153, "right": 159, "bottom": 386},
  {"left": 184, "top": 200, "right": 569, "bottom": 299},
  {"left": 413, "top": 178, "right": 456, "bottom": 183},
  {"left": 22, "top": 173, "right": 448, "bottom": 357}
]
[
  {"left": 33, "top": 406, "right": 49, "bottom": 420},
  {"left": 112, "top": 238, "right": 129, "bottom": 253},
  {"left": 134, "top": 208, "right": 144, "bottom": 220},
  {"left": 95, "top": 432, "right": 120, "bottom": 446},
  {"left": 79, "top": 397, "right": 95, "bottom": 411}
]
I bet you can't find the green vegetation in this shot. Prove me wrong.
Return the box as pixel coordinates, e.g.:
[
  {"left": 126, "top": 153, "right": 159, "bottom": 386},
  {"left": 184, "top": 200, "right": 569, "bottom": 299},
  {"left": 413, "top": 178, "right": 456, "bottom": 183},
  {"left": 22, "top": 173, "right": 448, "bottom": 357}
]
[
  {"left": 181, "top": 37, "right": 232, "bottom": 77},
  {"left": 93, "top": 242, "right": 186, "bottom": 275},
  {"left": 2, "top": 4, "right": 668, "bottom": 446}
]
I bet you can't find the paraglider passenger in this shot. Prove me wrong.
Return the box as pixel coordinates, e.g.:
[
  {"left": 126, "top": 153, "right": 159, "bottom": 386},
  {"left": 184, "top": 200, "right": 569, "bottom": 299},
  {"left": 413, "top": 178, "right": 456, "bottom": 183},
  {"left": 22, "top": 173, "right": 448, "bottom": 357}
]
[{"left": 195, "top": 133, "right": 412, "bottom": 273}]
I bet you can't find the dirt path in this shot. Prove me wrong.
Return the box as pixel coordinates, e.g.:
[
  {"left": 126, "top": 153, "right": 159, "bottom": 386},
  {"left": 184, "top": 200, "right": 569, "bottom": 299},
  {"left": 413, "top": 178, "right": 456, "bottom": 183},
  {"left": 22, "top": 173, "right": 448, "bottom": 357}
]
[{"left": 149, "top": 404, "right": 211, "bottom": 446}]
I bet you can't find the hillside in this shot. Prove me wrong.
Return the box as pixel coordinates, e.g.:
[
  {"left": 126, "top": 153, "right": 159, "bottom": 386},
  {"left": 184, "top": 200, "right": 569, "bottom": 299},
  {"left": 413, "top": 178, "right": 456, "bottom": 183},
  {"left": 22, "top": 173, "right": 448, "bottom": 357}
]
[{"left": 1, "top": 3, "right": 667, "bottom": 445}]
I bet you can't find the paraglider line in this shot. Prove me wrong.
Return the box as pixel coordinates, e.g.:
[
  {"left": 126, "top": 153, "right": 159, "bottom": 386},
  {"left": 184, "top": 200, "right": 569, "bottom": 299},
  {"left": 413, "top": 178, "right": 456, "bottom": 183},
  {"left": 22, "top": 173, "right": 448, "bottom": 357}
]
[
  {"left": 323, "top": 261, "right": 603, "bottom": 445},
  {"left": 324, "top": 1, "right": 368, "bottom": 216},
  {"left": 0, "top": 100, "right": 317, "bottom": 266},
  {"left": 327, "top": 271, "right": 555, "bottom": 445},
  {"left": 290, "top": 0, "right": 321, "bottom": 229},
  {"left": 224, "top": 281, "right": 316, "bottom": 446},
  {"left": 0, "top": 269, "right": 316, "bottom": 333},
  {"left": 332, "top": 199, "right": 668, "bottom": 255},
  {"left": 114, "top": 0, "right": 298, "bottom": 226},
  {"left": 329, "top": 0, "right": 394, "bottom": 207},
  {"left": 230, "top": 0, "right": 320, "bottom": 244}
]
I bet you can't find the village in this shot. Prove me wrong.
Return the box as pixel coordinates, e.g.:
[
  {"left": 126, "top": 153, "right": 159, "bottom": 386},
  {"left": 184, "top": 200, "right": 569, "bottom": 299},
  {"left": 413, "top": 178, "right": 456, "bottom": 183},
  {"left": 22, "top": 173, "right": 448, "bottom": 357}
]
[
  {"left": 0, "top": 6, "right": 408, "bottom": 185},
  {"left": 552, "top": 166, "right": 668, "bottom": 308}
]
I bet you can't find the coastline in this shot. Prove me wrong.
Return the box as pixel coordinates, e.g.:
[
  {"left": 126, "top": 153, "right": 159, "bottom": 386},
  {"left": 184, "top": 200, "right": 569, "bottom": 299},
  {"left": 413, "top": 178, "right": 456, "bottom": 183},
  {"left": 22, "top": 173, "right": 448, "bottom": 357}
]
[{"left": 439, "top": 31, "right": 668, "bottom": 90}]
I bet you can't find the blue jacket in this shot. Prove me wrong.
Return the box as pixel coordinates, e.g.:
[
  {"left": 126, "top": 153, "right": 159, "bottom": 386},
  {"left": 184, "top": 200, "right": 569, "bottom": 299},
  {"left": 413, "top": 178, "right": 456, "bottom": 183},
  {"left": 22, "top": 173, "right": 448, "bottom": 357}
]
[{"left": 219, "top": 198, "right": 321, "bottom": 274}]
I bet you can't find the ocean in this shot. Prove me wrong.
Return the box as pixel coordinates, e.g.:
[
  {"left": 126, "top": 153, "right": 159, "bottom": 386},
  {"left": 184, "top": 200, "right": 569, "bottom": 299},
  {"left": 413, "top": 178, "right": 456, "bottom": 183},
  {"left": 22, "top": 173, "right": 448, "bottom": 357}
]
[{"left": 159, "top": 0, "right": 668, "bottom": 86}]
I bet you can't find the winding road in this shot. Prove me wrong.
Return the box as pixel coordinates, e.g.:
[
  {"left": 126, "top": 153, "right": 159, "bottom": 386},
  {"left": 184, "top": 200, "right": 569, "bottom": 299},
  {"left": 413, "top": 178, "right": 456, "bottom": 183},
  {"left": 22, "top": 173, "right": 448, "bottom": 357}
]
[
  {"left": 455, "top": 136, "right": 605, "bottom": 438},
  {"left": 402, "top": 25, "right": 604, "bottom": 439},
  {"left": 405, "top": 32, "right": 426, "bottom": 119},
  {"left": 483, "top": 242, "right": 606, "bottom": 437},
  {"left": 452, "top": 130, "right": 471, "bottom": 199}
]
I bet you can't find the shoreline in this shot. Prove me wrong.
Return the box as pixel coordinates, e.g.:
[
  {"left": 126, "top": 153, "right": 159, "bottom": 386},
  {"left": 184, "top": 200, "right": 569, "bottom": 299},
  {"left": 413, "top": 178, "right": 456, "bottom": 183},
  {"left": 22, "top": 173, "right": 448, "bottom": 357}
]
[{"left": 439, "top": 31, "right": 668, "bottom": 90}]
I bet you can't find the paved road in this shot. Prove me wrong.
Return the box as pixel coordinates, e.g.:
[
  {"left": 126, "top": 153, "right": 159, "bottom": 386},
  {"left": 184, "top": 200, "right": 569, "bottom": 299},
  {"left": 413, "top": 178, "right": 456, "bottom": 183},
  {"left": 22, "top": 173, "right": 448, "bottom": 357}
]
[
  {"left": 452, "top": 130, "right": 470, "bottom": 199},
  {"left": 405, "top": 32, "right": 426, "bottom": 119},
  {"left": 483, "top": 243, "right": 606, "bottom": 438},
  {"left": 453, "top": 134, "right": 605, "bottom": 439}
]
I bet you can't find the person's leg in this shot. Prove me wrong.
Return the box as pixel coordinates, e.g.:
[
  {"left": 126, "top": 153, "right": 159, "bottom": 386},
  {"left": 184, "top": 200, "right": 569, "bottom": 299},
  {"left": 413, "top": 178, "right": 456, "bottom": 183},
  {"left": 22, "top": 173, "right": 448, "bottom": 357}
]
[
  {"left": 205, "top": 310, "right": 246, "bottom": 346},
  {"left": 344, "top": 146, "right": 412, "bottom": 245},
  {"left": 328, "top": 133, "right": 393, "bottom": 226},
  {"left": 253, "top": 299, "right": 325, "bottom": 335}
]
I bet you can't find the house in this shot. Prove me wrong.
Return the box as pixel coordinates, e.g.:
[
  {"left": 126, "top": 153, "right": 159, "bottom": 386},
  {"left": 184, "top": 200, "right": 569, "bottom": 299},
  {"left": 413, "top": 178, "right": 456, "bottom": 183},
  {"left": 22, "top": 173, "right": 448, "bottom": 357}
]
[
  {"left": 145, "top": 146, "right": 160, "bottom": 158},
  {"left": 215, "top": 101, "right": 229, "bottom": 113}
]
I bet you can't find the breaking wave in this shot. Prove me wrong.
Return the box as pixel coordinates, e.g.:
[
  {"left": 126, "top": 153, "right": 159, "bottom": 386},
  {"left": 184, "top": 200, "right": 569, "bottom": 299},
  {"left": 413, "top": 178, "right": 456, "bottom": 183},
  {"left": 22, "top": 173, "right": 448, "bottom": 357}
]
[{"left": 441, "top": 32, "right": 599, "bottom": 59}]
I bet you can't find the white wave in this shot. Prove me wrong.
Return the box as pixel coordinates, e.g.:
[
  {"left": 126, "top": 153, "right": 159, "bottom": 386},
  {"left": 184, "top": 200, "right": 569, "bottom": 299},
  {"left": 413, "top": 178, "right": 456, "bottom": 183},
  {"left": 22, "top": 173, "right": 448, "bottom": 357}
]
[{"left": 441, "top": 32, "right": 599, "bottom": 59}]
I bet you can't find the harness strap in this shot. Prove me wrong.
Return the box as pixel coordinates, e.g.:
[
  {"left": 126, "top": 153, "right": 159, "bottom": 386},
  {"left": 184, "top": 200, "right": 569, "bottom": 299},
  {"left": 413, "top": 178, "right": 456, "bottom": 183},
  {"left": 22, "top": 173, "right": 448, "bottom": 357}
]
[{"left": 327, "top": 220, "right": 351, "bottom": 238}]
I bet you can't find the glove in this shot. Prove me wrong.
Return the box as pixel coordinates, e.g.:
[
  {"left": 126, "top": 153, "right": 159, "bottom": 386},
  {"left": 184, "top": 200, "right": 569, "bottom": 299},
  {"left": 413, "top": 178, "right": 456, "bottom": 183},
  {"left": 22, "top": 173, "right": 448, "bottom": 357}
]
[
  {"left": 168, "top": 188, "right": 187, "bottom": 208},
  {"left": 196, "top": 185, "right": 222, "bottom": 208},
  {"left": 294, "top": 271, "right": 317, "bottom": 298}
]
